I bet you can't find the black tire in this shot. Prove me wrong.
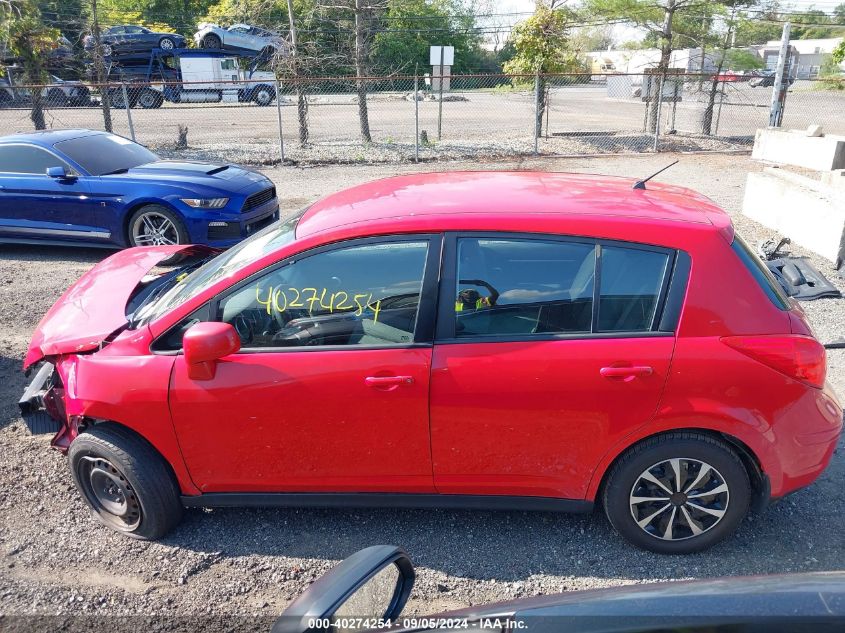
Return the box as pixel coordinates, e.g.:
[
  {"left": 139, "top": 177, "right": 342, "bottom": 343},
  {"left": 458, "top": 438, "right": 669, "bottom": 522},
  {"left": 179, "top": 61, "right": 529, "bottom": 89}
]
[
  {"left": 159, "top": 37, "right": 176, "bottom": 50},
  {"left": 137, "top": 88, "right": 163, "bottom": 109},
  {"left": 252, "top": 84, "right": 275, "bottom": 106},
  {"left": 108, "top": 87, "right": 132, "bottom": 109},
  {"left": 68, "top": 424, "right": 183, "bottom": 540},
  {"left": 603, "top": 432, "right": 751, "bottom": 554},
  {"left": 45, "top": 88, "right": 66, "bottom": 107},
  {"left": 202, "top": 34, "right": 221, "bottom": 49},
  {"left": 127, "top": 205, "right": 189, "bottom": 264}
]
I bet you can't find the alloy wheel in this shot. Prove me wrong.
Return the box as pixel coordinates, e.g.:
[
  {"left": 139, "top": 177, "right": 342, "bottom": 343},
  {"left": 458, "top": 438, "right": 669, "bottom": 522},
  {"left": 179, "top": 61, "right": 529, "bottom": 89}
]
[
  {"left": 131, "top": 212, "right": 180, "bottom": 246},
  {"left": 76, "top": 455, "right": 141, "bottom": 531},
  {"left": 629, "top": 457, "right": 730, "bottom": 541},
  {"left": 160, "top": 38, "right": 175, "bottom": 50}
]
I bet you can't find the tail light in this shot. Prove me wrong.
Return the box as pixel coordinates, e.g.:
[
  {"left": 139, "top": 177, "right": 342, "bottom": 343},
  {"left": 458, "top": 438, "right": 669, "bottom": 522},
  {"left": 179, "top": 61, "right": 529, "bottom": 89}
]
[{"left": 721, "top": 335, "right": 826, "bottom": 388}]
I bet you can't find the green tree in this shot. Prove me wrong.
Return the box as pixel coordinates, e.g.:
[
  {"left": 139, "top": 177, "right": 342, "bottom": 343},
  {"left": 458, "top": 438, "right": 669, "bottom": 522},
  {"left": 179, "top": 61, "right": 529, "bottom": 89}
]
[
  {"left": 2, "top": 0, "right": 59, "bottom": 129},
  {"left": 834, "top": 39, "right": 845, "bottom": 64},
  {"left": 503, "top": 2, "right": 580, "bottom": 136}
]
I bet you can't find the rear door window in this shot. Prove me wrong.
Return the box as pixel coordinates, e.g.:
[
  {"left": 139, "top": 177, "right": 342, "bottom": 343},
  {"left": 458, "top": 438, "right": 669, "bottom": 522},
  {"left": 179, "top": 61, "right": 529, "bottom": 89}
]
[
  {"left": 598, "top": 246, "right": 670, "bottom": 332},
  {"left": 453, "top": 237, "right": 596, "bottom": 337},
  {"left": 446, "top": 235, "right": 674, "bottom": 339}
]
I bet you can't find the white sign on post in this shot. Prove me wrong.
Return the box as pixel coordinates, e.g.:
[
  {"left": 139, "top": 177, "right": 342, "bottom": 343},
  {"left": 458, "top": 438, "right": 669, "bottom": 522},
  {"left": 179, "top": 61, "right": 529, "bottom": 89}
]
[{"left": 429, "top": 46, "right": 455, "bottom": 66}]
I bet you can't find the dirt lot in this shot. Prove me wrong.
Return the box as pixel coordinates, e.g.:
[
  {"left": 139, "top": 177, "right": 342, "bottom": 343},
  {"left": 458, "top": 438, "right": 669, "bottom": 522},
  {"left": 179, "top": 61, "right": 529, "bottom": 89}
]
[{"left": 1, "top": 153, "right": 844, "bottom": 627}]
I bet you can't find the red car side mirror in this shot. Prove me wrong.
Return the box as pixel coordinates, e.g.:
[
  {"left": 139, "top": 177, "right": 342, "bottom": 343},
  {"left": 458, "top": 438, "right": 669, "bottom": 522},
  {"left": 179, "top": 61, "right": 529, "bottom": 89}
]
[{"left": 183, "top": 322, "right": 241, "bottom": 380}]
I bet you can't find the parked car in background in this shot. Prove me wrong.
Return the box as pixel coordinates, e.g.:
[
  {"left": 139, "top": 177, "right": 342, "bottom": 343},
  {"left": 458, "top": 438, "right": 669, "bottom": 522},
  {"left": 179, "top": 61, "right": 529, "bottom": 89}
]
[
  {"left": 275, "top": 546, "right": 845, "bottom": 633},
  {"left": 18, "top": 171, "right": 842, "bottom": 554},
  {"left": 750, "top": 70, "right": 796, "bottom": 88},
  {"left": 0, "top": 129, "right": 279, "bottom": 249},
  {"left": 194, "top": 22, "right": 286, "bottom": 56},
  {"left": 0, "top": 68, "right": 91, "bottom": 107},
  {"left": 84, "top": 25, "right": 187, "bottom": 58}
]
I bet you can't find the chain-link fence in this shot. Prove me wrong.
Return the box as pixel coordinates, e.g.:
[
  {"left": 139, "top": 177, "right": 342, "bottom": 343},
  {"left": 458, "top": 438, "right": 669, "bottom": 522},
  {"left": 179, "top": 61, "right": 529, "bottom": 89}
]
[{"left": 1, "top": 72, "right": 843, "bottom": 165}]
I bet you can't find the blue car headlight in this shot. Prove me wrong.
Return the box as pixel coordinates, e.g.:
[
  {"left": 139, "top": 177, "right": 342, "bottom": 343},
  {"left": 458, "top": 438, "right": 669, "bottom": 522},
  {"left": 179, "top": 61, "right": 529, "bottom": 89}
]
[{"left": 181, "top": 197, "right": 229, "bottom": 209}]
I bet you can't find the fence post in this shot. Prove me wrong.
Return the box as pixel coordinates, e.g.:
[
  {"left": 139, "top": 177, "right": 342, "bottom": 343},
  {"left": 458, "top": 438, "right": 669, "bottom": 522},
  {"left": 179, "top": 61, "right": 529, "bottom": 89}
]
[
  {"left": 414, "top": 67, "right": 420, "bottom": 162},
  {"left": 652, "top": 74, "right": 664, "bottom": 152},
  {"left": 533, "top": 69, "right": 540, "bottom": 155},
  {"left": 437, "top": 47, "right": 444, "bottom": 141},
  {"left": 121, "top": 83, "right": 136, "bottom": 142},
  {"left": 544, "top": 83, "right": 550, "bottom": 139},
  {"left": 714, "top": 78, "right": 726, "bottom": 135},
  {"left": 769, "top": 22, "right": 791, "bottom": 127},
  {"left": 274, "top": 77, "right": 285, "bottom": 164}
]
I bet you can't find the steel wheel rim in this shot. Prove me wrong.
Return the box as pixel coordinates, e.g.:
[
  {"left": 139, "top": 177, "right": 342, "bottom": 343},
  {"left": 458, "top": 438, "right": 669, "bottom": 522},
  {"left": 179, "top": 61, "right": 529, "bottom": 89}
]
[
  {"left": 77, "top": 456, "right": 141, "bottom": 531},
  {"left": 160, "top": 38, "right": 174, "bottom": 50},
  {"left": 629, "top": 457, "right": 730, "bottom": 541},
  {"left": 256, "top": 89, "right": 271, "bottom": 105},
  {"left": 132, "top": 212, "right": 180, "bottom": 246},
  {"left": 139, "top": 92, "right": 157, "bottom": 108}
]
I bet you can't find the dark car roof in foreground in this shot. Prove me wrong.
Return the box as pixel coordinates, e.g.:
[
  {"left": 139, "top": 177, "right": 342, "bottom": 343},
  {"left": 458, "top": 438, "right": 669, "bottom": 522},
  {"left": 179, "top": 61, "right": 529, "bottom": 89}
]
[
  {"left": 295, "top": 171, "right": 731, "bottom": 240},
  {"left": 0, "top": 128, "right": 103, "bottom": 147}
]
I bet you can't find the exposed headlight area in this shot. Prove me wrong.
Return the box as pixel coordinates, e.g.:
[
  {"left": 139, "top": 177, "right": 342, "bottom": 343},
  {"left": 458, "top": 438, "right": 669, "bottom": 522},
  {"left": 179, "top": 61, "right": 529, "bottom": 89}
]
[{"left": 181, "top": 197, "right": 229, "bottom": 209}]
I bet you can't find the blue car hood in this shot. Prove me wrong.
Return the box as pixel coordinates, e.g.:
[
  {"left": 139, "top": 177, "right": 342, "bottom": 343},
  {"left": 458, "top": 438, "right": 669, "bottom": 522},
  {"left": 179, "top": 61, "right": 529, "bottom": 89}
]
[{"left": 116, "top": 161, "right": 268, "bottom": 191}]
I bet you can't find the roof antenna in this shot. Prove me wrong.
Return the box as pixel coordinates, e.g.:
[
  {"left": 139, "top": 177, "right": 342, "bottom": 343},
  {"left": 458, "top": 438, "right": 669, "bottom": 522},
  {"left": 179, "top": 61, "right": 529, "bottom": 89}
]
[{"left": 632, "top": 160, "right": 679, "bottom": 190}]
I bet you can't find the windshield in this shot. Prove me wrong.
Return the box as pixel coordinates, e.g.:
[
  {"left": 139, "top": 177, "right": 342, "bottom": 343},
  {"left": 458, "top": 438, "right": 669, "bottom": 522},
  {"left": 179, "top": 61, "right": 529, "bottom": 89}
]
[
  {"left": 53, "top": 133, "right": 158, "bottom": 176},
  {"left": 132, "top": 209, "right": 304, "bottom": 326}
]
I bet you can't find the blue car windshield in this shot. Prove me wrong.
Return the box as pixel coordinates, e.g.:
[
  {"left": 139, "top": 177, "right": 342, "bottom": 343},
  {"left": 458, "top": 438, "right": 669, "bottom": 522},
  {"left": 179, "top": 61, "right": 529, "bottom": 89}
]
[
  {"left": 53, "top": 133, "right": 158, "bottom": 176},
  {"left": 132, "top": 209, "right": 305, "bottom": 326}
]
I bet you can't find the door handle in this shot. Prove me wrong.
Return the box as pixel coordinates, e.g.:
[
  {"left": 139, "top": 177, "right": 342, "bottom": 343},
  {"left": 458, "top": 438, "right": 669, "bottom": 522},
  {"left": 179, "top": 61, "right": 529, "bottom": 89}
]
[
  {"left": 600, "top": 365, "right": 654, "bottom": 380},
  {"left": 364, "top": 375, "right": 414, "bottom": 388}
]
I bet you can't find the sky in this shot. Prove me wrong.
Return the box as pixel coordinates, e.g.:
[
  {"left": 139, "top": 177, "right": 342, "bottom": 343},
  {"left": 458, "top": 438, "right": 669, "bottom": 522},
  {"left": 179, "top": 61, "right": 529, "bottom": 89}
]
[{"left": 486, "top": 0, "right": 844, "bottom": 49}]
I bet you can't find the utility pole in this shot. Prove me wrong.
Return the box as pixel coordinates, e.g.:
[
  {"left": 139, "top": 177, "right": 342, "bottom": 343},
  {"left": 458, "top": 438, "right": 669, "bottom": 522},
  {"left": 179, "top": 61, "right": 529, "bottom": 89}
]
[
  {"left": 769, "top": 22, "right": 791, "bottom": 128},
  {"left": 91, "top": 0, "right": 112, "bottom": 133},
  {"left": 354, "top": 0, "right": 372, "bottom": 143},
  {"left": 285, "top": 0, "right": 308, "bottom": 146}
]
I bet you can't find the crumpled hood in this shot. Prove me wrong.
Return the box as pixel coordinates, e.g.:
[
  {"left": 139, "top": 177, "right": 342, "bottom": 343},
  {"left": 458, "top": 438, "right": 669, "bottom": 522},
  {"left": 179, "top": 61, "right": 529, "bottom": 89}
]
[{"left": 24, "top": 245, "right": 213, "bottom": 369}]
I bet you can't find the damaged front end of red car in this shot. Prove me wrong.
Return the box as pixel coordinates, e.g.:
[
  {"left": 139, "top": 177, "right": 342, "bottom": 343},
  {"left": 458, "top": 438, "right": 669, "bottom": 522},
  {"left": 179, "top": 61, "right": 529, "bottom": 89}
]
[{"left": 18, "top": 244, "right": 216, "bottom": 452}]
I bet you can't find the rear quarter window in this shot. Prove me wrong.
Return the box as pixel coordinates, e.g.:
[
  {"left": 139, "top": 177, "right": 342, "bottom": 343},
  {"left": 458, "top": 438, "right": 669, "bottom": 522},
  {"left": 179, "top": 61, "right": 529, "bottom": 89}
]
[{"left": 731, "top": 235, "right": 789, "bottom": 310}]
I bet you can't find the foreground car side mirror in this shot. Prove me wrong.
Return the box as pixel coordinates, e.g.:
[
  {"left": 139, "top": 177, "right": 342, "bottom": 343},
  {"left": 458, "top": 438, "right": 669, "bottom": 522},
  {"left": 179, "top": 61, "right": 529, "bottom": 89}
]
[
  {"left": 183, "top": 322, "right": 240, "bottom": 380},
  {"left": 272, "top": 546, "right": 415, "bottom": 633}
]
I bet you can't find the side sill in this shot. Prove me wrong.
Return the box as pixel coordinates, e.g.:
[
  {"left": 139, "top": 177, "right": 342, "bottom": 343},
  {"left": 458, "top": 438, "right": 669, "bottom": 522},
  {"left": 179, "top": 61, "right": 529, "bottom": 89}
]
[{"left": 180, "top": 492, "right": 594, "bottom": 514}]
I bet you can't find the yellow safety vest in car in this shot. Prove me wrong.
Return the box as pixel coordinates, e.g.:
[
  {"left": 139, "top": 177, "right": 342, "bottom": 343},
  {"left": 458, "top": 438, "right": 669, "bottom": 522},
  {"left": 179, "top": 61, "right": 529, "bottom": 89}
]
[{"left": 455, "top": 297, "right": 492, "bottom": 311}]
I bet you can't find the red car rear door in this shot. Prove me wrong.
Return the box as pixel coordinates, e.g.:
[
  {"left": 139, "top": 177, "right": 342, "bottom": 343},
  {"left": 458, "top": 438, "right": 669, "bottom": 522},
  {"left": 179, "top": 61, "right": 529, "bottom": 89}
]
[
  {"left": 430, "top": 234, "right": 683, "bottom": 500},
  {"left": 167, "top": 235, "right": 441, "bottom": 493}
]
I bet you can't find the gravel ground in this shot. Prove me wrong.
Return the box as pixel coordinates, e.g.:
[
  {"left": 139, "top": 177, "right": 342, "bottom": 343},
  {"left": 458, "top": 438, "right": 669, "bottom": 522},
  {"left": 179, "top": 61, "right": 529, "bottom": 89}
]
[{"left": 1, "top": 153, "right": 843, "bottom": 627}]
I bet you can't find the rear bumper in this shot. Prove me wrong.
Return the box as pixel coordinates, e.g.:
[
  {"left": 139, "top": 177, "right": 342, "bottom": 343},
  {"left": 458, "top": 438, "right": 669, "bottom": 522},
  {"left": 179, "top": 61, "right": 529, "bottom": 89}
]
[{"left": 766, "top": 382, "right": 842, "bottom": 497}]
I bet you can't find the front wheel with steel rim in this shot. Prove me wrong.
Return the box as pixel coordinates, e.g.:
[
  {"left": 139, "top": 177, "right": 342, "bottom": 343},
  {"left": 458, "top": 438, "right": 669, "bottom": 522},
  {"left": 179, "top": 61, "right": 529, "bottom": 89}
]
[
  {"left": 69, "top": 424, "right": 183, "bottom": 540},
  {"left": 603, "top": 432, "right": 751, "bottom": 554},
  {"left": 252, "top": 85, "right": 275, "bottom": 106}
]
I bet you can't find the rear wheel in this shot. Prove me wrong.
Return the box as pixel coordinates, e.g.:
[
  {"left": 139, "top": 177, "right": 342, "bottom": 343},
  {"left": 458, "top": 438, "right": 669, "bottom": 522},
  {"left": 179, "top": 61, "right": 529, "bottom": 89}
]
[
  {"left": 159, "top": 37, "right": 176, "bottom": 50},
  {"left": 68, "top": 424, "right": 183, "bottom": 540},
  {"left": 137, "top": 88, "right": 163, "bottom": 109},
  {"left": 603, "top": 432, "right": 751, "bottom": 554},
  {"left": 202, "top": 34, "right": 221, "bottom": 49}
]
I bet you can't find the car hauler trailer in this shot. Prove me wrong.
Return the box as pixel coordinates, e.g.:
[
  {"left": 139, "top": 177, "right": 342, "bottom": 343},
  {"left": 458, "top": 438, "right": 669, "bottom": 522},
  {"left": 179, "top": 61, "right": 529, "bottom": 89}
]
[{"left": 104, "top": 48, "right": 277, "bottom": 108}]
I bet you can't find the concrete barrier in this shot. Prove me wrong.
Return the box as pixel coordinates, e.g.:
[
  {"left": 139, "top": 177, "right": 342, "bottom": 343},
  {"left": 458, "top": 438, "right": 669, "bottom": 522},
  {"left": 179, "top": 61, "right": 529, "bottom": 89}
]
[
  {"left": 743, "top": 167, "right": 845, "bottom": 268},
  {"left": 751, "top": 128, "right": 845, "bottom": 171}
]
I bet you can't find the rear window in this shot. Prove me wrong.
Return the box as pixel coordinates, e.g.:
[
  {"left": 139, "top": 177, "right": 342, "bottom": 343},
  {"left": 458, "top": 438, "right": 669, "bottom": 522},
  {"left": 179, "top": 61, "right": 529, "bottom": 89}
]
[{"left": 731, "top": 235, "right": 789, "bottom": 309}]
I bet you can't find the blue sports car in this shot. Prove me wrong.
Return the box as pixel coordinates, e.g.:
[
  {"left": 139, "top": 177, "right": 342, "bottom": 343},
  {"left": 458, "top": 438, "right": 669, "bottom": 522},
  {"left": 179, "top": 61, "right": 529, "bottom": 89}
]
[{"left": 0, "top": 129, "right": 279, "bottom": 249}]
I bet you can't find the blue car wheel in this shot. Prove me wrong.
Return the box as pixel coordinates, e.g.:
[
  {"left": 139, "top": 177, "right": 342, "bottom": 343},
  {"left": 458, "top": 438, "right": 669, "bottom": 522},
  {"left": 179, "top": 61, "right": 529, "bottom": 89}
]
[{"left": 128, "top": 205, "right": 188, "bottom": 248}]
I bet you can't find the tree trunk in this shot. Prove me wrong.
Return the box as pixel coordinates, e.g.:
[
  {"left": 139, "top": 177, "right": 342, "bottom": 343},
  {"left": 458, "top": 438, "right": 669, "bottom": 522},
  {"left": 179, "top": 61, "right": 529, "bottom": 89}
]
[
  {"left": 701, "top": 12, "right": 736, "bottom": 135},
  {"left": 354, "top": 0, "right": 372, "bottom": 143},
  {"left": 648, "top": 0, "right": 675, "bottom": 133},
  {"left": 535, "top": 75, "right": 547, "bottom": 138},
  {"left": 285, "top": 0, "right": 309, "bottom": 146},
  {"left": 91, "top": 0, "right": 112, "bottom": 133}
]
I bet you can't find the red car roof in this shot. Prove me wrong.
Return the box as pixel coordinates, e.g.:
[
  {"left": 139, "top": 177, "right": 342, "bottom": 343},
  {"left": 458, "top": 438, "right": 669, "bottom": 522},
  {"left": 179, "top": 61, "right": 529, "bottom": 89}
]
[{"left": 296, "top": 171, "right": 732, "bottom": 240}]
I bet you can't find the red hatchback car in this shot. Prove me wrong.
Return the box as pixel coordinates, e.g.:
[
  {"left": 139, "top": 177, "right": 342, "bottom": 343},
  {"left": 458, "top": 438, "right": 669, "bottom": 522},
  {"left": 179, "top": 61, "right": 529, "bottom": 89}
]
[{"left": 20, "top": 172, "right": 842, "bottom": 554}]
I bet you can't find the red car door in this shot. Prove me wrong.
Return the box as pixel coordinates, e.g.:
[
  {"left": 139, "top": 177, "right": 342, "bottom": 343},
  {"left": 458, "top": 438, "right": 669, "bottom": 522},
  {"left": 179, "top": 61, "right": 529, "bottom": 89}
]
[
  {"left": 430, "top": 235, "right": 679, "bottom": 500},
  {"left": 168, "top": 236, "right": 441, "bottom": 493}
]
